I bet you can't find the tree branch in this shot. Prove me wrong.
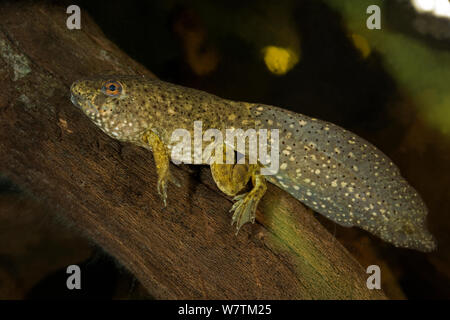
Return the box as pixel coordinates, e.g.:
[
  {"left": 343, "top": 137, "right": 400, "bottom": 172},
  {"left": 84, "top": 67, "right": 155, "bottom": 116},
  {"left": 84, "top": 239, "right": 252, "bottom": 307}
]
[{"left": 0, "top": 2, "right": 385, "bottom": 299}]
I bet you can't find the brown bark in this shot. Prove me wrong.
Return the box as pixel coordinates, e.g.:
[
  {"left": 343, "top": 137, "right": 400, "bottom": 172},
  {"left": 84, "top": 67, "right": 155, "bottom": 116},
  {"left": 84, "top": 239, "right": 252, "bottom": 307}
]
[{"left": 0, "top": 2, "right": 386, "bottom": 299}]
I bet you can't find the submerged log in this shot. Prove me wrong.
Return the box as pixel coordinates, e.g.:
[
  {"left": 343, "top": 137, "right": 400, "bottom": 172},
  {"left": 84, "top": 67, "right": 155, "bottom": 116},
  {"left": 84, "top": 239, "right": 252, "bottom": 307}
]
[{"left": 0, "top": 2, "right": 385, "bottom": 299}]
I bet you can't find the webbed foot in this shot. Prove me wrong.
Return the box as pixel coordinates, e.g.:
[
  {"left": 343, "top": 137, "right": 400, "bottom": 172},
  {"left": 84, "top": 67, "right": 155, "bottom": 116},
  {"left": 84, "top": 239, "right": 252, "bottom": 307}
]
[
  {"left": 230, "top": 170, "right": 267, "bottom": 233},
  {"left": 230, "top": 192, "right": 259, "bottom": 233}
]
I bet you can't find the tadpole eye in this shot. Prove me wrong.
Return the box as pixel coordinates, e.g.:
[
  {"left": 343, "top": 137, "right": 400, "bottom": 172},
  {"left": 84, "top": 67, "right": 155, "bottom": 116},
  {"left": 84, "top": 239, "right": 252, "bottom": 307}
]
[{"left": 102, "top": 80, "right": 122, "bottom": 97}]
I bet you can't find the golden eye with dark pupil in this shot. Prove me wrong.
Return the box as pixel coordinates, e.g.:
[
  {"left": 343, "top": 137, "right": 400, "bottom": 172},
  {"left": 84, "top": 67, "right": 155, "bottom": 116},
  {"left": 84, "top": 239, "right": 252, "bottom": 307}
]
[{"left": 102, "top": 80, "right": 122, "bottom": 97}]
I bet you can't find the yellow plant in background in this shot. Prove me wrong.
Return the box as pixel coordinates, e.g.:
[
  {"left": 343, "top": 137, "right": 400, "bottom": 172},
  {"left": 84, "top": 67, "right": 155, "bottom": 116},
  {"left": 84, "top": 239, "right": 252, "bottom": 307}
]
[
  {"left": 262, "top": 46, "right": 299, "bottom": 75},
  {"left": 351, "top": 33, "right": 371, "bottom": 59}
]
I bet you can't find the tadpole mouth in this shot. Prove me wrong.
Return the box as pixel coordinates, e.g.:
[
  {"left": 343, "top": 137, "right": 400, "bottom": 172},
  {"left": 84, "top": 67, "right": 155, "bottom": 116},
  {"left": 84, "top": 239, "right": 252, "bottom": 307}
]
[{"left": 70, "top": 90, "right": 99, "bottom": 116}]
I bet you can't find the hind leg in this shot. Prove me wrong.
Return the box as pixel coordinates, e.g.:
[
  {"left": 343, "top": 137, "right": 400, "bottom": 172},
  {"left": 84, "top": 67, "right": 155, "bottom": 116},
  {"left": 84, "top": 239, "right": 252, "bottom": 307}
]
[{"left": 210, "top": 146, "right": 267, "bottom": 232}]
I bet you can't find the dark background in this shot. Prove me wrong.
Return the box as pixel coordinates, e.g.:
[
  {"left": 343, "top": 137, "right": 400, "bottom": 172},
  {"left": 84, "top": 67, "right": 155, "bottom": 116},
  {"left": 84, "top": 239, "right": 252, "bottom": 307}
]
[{"left": 1, "top": 0, "right": 449, "bottom": 299}]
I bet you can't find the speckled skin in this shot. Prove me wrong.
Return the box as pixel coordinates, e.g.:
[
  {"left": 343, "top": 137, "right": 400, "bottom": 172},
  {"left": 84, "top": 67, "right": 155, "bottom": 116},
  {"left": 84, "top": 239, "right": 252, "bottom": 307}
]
[{"left": 70, "top": 75, "right": 436, "bottom": 252}]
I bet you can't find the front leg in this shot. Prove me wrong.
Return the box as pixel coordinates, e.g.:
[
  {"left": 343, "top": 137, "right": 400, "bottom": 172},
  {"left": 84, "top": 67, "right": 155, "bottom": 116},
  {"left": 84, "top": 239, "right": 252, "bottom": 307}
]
[{"left": 141, "top": 130, "right": 179, "bottom": 206}]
